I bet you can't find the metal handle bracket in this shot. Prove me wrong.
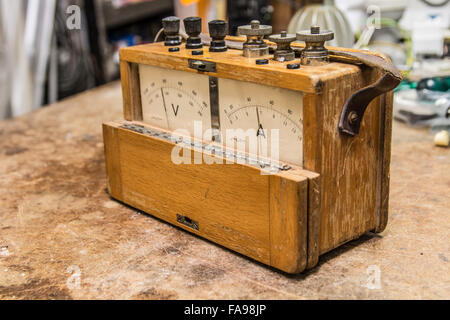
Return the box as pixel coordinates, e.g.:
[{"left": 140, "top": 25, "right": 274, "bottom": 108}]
[{"left": 331, "top": 50, "right": 402, "bottom": 137}]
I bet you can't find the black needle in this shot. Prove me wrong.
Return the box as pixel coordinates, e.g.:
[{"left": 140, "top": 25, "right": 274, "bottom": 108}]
[
  {"left": 161, "top": 88, "right": 170, "bottom": 128},
  {"left": 256, "top": 107, "right": 266, "bottom": 138}
]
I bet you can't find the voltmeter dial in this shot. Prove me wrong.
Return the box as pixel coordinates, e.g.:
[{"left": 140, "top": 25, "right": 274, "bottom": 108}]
[
  {"left": 219, "top": 78, "right": 303, "bottom": 166},
  {"left": 139, "top": 65, "right": 211, "bottom": 138}
]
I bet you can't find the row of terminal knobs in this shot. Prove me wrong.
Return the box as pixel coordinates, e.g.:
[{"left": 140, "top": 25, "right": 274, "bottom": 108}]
[
  {"left": 161, "top": 16, "right": 334, "bottom": 65},
  {"left": 162, "top": 16, "right": 228, "bottom": 52}
]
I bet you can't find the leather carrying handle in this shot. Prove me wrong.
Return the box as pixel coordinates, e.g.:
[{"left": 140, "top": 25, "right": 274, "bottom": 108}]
[{"left": 329, "top": 50, "right": 403, "bottom": 137}]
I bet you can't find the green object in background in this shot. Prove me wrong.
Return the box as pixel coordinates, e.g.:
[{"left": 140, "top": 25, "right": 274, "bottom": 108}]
[
  {"left": 395, "top": 77, "right": 450, "bottom": 93},
  {"left": 417, "top": 77, "right": 450, "bottom": 93},
  {"left": 394, "top": 80, "right": 417, "bottom": 92}
]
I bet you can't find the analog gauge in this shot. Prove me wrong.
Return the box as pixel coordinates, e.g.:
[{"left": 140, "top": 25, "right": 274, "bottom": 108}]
[
  {"left": 139, "top": 65, "right": 212, "bottom": 139},
  {"left": 219, "top": 78, "right": 303, "bottom": 166}
]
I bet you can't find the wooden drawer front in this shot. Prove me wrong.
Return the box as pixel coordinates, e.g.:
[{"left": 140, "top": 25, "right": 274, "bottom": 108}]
[{"left": 103, "top": 122, "right": 319, "bottom": 273}]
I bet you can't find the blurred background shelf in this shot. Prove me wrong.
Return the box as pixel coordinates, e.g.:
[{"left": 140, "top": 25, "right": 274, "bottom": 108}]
[
  {"left": 1, "top": 0, "right": 449, "bottom": 121},
  {"left": 102, "top": 0, "right": 174, "bottom": 30}
]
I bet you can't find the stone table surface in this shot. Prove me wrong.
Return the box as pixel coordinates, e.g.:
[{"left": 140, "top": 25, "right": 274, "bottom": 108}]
[{"left": 0, "top": 82, "right": 448, "bottom": 300}]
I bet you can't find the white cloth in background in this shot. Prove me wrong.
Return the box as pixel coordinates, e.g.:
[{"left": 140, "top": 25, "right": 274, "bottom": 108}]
[{"left": 0, "top": 0, "right": 56, "bottom": 120}]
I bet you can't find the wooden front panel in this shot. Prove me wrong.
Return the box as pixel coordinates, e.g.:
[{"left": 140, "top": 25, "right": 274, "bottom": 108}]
[{"left": 103, "top": 122, "right": 318, "bottom": 273}]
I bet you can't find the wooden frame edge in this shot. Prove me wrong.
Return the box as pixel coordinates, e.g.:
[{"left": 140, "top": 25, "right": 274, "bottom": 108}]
[
  {"left": 120, "top": 61, "right": 142, "bottom": 121},
  {"left": 269, "top": 173, "right": 308, "bottom": 274},
  {"left": 102, "top": 123, "right": 123, "bottom": 200},
  {"left": 375, "top": 91, "right": 393, "bottom": 233}
]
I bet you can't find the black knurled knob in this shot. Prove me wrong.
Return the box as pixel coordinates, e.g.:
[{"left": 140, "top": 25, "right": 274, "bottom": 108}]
[
  {"left": 208, "top": 20, "right": 228, "bottom": 52},
  {"left": 162, "top": 16, "right": 181, "bottom": 46},
  {"left": 184, "top": 17, "right": 202, "bottom": 49}
]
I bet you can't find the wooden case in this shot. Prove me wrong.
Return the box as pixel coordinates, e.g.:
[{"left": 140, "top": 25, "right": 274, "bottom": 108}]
[{"left": 103, "top": 40, "right": 394, "bottom": 273}]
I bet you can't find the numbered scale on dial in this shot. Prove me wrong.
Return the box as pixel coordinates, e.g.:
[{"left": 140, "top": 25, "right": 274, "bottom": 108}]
[
  {"left": 138, "top": 65, "right": 304, "bottom": 166},
  {"left": 139, "top": 65, "right": 212, "bottom": 138},
  {"left": 219, "top": 78, "right": 303, "bottom": 166}
]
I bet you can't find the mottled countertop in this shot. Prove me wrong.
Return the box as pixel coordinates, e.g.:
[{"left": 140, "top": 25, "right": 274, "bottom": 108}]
[{"left": 0, "top": 82, "right": 448, "bottom": 299}]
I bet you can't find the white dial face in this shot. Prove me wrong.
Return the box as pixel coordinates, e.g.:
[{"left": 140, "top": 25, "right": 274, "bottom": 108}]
[
  {"left": 219, "top": 78, "right": 303, "bottom": 166},
  {"left": 139, "top": 65, "right": 211, "bottom": 138},
  {"left": 138, "top": 65, "right": 304, "bottom": 166}
]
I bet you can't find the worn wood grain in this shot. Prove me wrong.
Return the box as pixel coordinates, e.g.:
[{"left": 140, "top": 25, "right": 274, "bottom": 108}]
[
  {"left": 310, "top": 67, "right": 383, "bottom": 254},
  {"left": 120, "top": 61, "right": 142, "bottom": 121},
  {"left": 120, "top": 42, "right": 360, "bottom": 94},
  {"left": 103, "top": 121, "right": 319, "bottom": 273},
  {"left": 269, "top": 172, "right": 308, "bottom": 273},
  {"left": 120, "top": 61, "right": 133, "bottom": 121},
  {"left": 375, "top": 91, "right": 393, "bottom": 233},
  {"left": 103, "top": 124, "right": 123, "bottom": 199}
]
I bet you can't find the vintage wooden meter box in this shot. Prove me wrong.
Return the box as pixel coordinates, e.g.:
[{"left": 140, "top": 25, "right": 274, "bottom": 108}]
[{"left": 103, "top": 17, "right": 401, "bottom": 273}]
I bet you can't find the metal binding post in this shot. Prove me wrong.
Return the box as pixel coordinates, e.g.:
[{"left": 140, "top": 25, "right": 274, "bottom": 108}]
[
  {"left": 184, "top": 17, "right": 203, "bottom": 49},
  {"left": 296, "top": 25, "right": 334, "bottom": 65},
  {"left": 209, "top": 20, "right": 228, "bottom": 52},
  {"left": 238, "top": 20, "right": 272, "bottom": 58},
  {"left": 269, "top": 31, "right": 296, "bottom": 62},
  {"left": 162, "top": 16, "right": 181, "bottom": 46}
]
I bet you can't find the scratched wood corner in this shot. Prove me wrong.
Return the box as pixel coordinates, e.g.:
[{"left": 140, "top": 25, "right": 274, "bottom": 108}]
[
  {"left": 102, "top": 123, "right": 123, "bottom": 200},
  {"left": 269, "top": 173, "right": 308, "bottom": 273}
]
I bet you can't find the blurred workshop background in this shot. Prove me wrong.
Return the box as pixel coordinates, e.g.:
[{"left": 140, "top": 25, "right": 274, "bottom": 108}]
[{"left": 0, "top": 0, "right": 449, "bottom": 144}]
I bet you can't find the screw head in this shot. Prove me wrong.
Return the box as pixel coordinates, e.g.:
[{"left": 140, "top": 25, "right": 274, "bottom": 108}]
[
  {"left": 255, "top": 59, "right": 269, "bottom": 65},
  {"left": 348, "top": 111, "right": 359, "bottom": 125},
  {"left": 287, "top": 63, "right": 300, "bottom": 69}
]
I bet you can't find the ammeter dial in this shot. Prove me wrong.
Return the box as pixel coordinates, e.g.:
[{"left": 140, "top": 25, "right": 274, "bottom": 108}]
[{"left": 219, "top": 78, "right": 303, "bottom": 166}]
